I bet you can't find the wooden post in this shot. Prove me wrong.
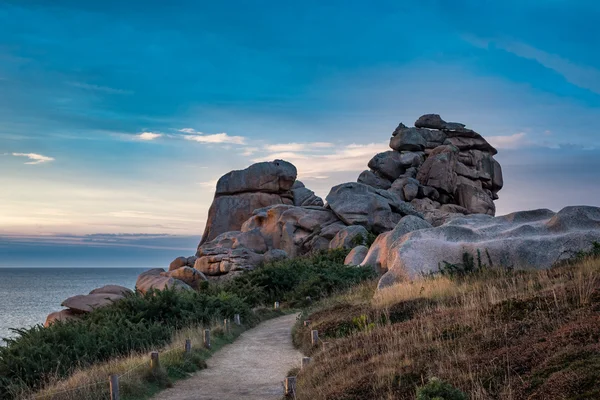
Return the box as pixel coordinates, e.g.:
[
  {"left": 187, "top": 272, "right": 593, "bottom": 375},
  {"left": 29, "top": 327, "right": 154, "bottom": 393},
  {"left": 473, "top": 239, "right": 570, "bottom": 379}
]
[
  {"left": 303, "top": 320, "right": 311, "bottom": 327},
  {"left": 274, "top": 301, "right": 280, "bottom": 309},
  {"left": 185, "top": 338, "right": 192, "bottom": 355},
  {"left": 311, "top": 330, "right": 319, "bottom": 346},
  {"left": 203, "top": 329, "right": 211, "bottom": 349},
  {"left": 109, "top": 374, "right": 119, "bottom": 400},
  {"left": 284, "top": 376, "right": 297, "bottom": 396},
  {"left": 234, "top": 313, "right": 241, "bottom": 325},
  {"left": 301, "top": 356, "right": 311, "bottom": 369},
  {"left": 150, "top": 351, "right": 160, "bottom": 374},
  {"left": 322, "top": 341, "right": 328, "bottom": 351},
  {"left": 224, "top": 318, "right": 229, "bottom": 332}
]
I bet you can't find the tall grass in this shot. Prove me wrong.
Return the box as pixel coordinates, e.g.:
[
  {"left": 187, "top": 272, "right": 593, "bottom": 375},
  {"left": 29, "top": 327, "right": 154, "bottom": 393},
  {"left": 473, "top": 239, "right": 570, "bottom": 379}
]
[{"left": 293, "top": 257, "right": 600, "bottom": 399}]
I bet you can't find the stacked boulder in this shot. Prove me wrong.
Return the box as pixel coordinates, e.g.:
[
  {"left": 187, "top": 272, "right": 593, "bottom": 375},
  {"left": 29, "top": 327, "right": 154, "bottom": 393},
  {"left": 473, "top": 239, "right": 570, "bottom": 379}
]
[{"left": 357, "top": 114, "right": 502, "bottom": 226}]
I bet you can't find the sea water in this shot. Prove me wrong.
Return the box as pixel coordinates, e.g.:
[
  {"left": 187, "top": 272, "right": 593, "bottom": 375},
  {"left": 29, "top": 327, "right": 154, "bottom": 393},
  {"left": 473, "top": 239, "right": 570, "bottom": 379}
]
[{"left": 0, "top": 268, "right": 146, "bottom": 343}]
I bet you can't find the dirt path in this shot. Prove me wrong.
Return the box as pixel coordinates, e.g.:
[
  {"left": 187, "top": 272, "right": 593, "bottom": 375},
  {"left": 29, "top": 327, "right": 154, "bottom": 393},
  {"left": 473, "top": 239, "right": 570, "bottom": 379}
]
[{"left": 153, "top": 313, "right": 302, "bottom": 400}]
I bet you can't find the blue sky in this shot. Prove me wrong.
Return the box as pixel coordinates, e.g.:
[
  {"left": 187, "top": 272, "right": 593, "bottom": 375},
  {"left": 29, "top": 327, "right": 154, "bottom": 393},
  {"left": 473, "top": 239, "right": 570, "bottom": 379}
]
[{"left": 1, "top": 1, "right": 600, "bottom": 263}]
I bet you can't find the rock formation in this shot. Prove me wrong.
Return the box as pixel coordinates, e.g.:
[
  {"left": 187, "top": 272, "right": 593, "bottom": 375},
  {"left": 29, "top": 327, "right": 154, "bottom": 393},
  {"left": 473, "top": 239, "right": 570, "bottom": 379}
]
[
  {"left": 358, "top": 114, "right": 502, "bottom": 226},
  {"left": 199, "top": 160, "right": 297, "bottom": 245},
  {"left": 376, "top": 206, "right": 600, "bottom": 288},
  {"left": 45, "top": 285, "right": 133, "bottom": 326}
]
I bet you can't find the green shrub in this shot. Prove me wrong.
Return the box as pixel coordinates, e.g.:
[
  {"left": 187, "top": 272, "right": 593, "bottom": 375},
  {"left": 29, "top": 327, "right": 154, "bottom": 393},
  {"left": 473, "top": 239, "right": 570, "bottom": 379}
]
[
  {"left": 0, "top": 249, "right": 376, "bottom": 398},
  {"left": 416, "top": 377, "right": 468, "bottom": 400}
]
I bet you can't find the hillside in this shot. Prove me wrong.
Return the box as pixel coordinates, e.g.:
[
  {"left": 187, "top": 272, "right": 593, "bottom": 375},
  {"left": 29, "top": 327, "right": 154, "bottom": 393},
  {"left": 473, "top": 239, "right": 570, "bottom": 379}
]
[{"left": 292, "top": 255, "right": 600, "bottom": 399}]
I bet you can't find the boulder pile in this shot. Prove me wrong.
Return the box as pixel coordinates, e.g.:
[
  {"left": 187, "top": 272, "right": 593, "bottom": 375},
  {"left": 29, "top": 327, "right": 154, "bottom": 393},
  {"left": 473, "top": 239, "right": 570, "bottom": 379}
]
[{"left": 357, "top": 114, "right": 503, "bottom": 226}]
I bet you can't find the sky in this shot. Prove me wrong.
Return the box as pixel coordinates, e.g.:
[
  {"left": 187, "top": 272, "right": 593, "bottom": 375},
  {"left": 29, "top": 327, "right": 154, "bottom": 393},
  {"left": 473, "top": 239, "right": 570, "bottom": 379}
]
[{"left": 1, "top": 1, "right": 600, "bottom": 265}]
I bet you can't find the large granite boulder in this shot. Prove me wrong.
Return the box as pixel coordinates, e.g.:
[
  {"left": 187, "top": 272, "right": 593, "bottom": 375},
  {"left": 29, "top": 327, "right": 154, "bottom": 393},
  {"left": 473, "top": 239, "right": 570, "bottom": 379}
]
[
  {"left": 360, "top": 215, "right": 433, "bottom": 273},
  {"left": 199, "top": 160, "right": 297, "bottom": 245},
  {"left": 136, "top": 268, "right": 193, "bottom": 294},
  {"left": 377, "top": 206, "right": 600, "bottom": 288},
  {"left": 326, "top": 182, "right": 422, "bottom": 234},
  {"left": 162, "top": 267, "right": 207, "bottom": 288},
  {"left": 44, "top": 309, "right": 81, "bottom": 327},
  {"left": 329, "top": 225, "right": 369, "bottom": 250},
  {"left": 344, "top": 245, "right": 369, "bottom": 266},
  {"left": 61, "top": 293, "right": 124, "bottom": 313},
  {"left": 89, "top": 285, "right": 133, "bottom": 297},
  {"left": 292, "top": 181, "right": 324, "bottom": 207}
]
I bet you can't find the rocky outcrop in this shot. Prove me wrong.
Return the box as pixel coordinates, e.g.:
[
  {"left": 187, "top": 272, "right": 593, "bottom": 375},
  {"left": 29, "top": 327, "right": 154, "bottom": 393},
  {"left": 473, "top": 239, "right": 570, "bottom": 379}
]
[
  {"left": 377, "top": 206, "right": 600, "bottom": 288},
  {"left": 357, "top": 114, "right": 502, "bottom": 226},
  {"left": 326, "top": 182, "right": 422, "bottom": 234},
  {"left": 292, "top": 181, "right": 324, "bottom": 207},
  {"left": 161, "top": 267, "right": 207, "bottom": 288},
  {"left": 200, "top": 160, "right": 297, "bottom": 245},
  {"left": 329, "top": 225, "right": 369, "bottom": 250},
  {"left": 344, "top": 245, "right": 369, "bottom": 266},
  {"left": 136, "top": 268, "right": 193, "bottom": 294},
  {"left": 45, "top": 285, "right": 134, "bottom": 326}
]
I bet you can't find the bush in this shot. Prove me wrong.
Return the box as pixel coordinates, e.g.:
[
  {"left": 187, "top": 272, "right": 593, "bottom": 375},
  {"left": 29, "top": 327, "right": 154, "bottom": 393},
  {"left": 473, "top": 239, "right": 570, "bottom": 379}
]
[
  {"left": 416, "top": 377, "right": 468, "bottom": 400},
  {"left": 0, "top": 249, "right": 376, "bottom": 398}
]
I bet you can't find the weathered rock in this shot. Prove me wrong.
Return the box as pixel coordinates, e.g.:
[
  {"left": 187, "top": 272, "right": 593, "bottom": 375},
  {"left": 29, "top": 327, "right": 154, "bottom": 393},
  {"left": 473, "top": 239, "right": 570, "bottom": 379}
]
[
  {"left": 368, "top": 151, "right": 405, "bottom": 180},
  {"left": 377, "top": 206, "right": 600, "bottom": 288},
  {"left": 195, "top": 244, "right": 265, "bottom": 276},
  {"left": 455, "top": 184, "right": 495, "bottom": 215},
  {"left": 444, "top": 136, "right": 497, "bottom": 155},
  {"left": 329, "top": 225, "right": 369, "bottom": 249},
  {"left": 326, "top": 182, "right": 423, "bottom": 234},
  {"left": 292, "top": 181, "right": 324, "bottom": 207},
  {"left": 162, "top": 267, "right": 207, "bottom": 288},
  {"left": 420, "top": 186, "right": 440, "bottom": 200},
  {"left": 414, "top": 114, "right": 446, "bottom": 130},
  {"left": 264, "top": 249, "right": 288, "bottom": 263},
  {"left": 416, "top": 145, "right": 458, "bottom": 194},
  {"left": 390, "top": 127, "right": 427, "bottom": 152},
  {"left": 357, "top": 170, "right": 392, "bottom": 190},
  {"left": 44, "top": 309, "right": 81, "bottom": 327},
  {"left": 399, "top": 152, "right": 425, "bottom": 168},
  {"left": 200, "top": 160, "right": 297, "bottom": 245},
  {"left": 61, "top": 293, "right": 124, "bottom": 314},
  {"left": 89, "top": 285, "right": 133, "bottom": 297},
  {"left": 360, "top": 215, "right": 433, "bottom": 273},
  {"left": 344, "top": 245, "right": 369, "bottom": 266},
  {"left": 136, "top": 268, "right": 192, "bottom": 294},
  {"left": 403, "top": 181, "right": 419, "bottom": 202},
  {"left": 169, "top": 256, "right": 188, "bottom": 271}
]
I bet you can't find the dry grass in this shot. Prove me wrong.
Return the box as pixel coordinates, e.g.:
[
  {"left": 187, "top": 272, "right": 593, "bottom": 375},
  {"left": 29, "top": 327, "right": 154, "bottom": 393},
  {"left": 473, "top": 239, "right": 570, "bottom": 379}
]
[
  {"left": 21, "top": 309, "right": 283, "bottom": 400},
  {"left": 293, "top": 258, "right": 600, "bottom": 400}
]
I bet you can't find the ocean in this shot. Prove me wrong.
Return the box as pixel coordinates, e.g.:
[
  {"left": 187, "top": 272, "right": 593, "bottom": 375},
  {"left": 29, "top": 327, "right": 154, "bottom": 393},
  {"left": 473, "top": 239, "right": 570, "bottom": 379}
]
[{"left": 0, "top": 268, "right": 146, "bottom": 343}]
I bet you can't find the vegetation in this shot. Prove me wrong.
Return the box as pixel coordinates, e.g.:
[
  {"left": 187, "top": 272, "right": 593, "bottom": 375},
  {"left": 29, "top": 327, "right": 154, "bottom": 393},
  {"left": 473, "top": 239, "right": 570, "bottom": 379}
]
[
  {"left": 0, "top": 249, "right": 374, "bottom": 399},
  {"left": 292, "top": 256, "right": 600, "bottom": 399}
]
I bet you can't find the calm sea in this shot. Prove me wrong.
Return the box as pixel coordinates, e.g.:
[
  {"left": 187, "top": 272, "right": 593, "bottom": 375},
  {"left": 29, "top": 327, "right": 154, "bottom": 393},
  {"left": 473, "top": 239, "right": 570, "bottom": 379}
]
[{"left": 0, "top": 268, "right": 146, "bottom": 343}]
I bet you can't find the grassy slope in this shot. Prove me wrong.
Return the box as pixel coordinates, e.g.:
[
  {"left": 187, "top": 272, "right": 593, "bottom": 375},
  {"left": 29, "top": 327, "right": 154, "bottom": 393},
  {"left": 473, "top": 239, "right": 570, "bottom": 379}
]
[{"left": 292, "top": 257, "right": 600, "bottom": 400}]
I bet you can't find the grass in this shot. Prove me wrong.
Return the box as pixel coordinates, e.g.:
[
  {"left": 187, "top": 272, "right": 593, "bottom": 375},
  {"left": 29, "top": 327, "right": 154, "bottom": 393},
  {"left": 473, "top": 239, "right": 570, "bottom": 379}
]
[
  {"left": 291, "top": 256, "right": 600, "bottom": 399},
  {"left": 1, "top": 249, "right": 375, "bottom": 399},
  {"left": 22, "top": 308, "right": 283, "bottom": 400}
]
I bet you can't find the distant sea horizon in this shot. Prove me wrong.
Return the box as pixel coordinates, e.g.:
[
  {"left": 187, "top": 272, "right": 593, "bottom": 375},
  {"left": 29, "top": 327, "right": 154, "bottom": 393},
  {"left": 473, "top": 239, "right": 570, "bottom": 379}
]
[{"left": 0, "top": 267, "right": 147, "bottom": 344}]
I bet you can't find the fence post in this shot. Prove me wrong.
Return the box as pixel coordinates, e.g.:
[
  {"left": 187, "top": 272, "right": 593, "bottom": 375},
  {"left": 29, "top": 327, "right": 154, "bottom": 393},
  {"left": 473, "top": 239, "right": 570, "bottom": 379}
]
[
  {"left": 150, "top": 351, "right": 160, "bottom": 374},
  {"left": 109, "top": 374, "right": 119, "bottom": 400},
  {"left": 234, "top": 314, "right": 241, "bottom": 325},
  {"left": 301, "top": 356, "right": 311, "bottom": 369},
  {"left": 185, "top": 338, "right": 192, "bottom": 355},
  {"left": 303, "top": 320, "right": 311, "bottom": 327},
  {"left": 284, "top": 376, "right": 297, "bottom": 396},
  {"left": 322, "top": 341, "right": 328, "bottom": 351},
  {"left": 224, "top": 318, "right": 229, "bottom": 333},
  {"left": 204, "top": 329, "right": 211, "bottom": 349},
  {"left": 311, "top": 330, "right": 319, "bottom": 346},
  {"left": 274, "top": 301, "right": 280, "bottom": 309}
]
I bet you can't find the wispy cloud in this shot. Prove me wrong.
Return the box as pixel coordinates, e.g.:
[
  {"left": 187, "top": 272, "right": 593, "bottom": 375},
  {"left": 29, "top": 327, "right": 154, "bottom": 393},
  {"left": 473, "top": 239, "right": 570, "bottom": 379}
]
[
  {"left": 265, "top": 142, "right": 334, "bottom": 152},
  {"left": 253, "top": 142, "right": 387, "bottom": 179},
  {"left": 487, "top": 132, "right": 528, "bottom": 149},
  {"left": 183, "top": 132, "right": 246, "bottom": 145},
  {"left": 67, "top": 81, "right": 133, "bottom": 95},
  {"left": 12, "top": 152, "right": 55, "bottom": 165},
  {"left": 466, "top": 36, "right": 600, "bottom": 95},
  {"left": 242, "top": 147, "right": 259, "bottom": 156},
  {"left": 136, "top": 132, "right": 162, "bottom": 141}
]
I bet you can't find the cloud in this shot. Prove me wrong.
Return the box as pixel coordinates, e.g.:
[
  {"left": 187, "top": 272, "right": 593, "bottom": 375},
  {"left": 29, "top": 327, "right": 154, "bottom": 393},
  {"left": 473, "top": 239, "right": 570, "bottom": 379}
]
[
  {"left": 265, "top": 142, "right": 334, "bottom": 152},
  {"left": 178, "top": 128, "right": 198, "bottom": 134},
  {"left": 136, "top": 132, "right": 163, "bottom": 141},
  {"left": 12, "top": 152, "right": 55, "bottom": 165},
  {"left": 67, "top": 81, "right": 133, "bottom": 95},
  {"left": 487, "top": 132, "right": 528, "bottom": 149},
  {"left": 466, "top": 36, "right": 600, "bottom": 95},
  {"left": 183, "top": 132, "right": 246, "bottom": 145},
  {"left": 253, "top": 142, "right": 387, "bottom": 179},
  {"left": 242, "top": 147, "right": 259, "bottom": 156}
]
